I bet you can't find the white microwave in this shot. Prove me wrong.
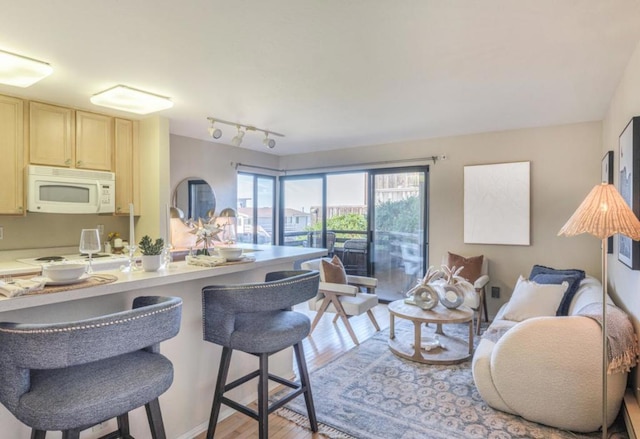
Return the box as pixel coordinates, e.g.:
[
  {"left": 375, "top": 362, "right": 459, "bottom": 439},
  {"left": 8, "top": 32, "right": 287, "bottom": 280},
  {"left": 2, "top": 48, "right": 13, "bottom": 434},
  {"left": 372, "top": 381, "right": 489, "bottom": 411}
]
[{"left": 27, "top": 165, "right": 116, "bottom": 214}]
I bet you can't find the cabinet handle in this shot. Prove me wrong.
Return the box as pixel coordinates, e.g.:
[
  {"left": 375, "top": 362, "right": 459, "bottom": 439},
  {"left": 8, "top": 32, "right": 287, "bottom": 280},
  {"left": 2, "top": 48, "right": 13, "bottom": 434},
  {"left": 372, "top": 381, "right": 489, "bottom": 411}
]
[{"left": 65, "top": 159, "right": 71, "bottom": 165}]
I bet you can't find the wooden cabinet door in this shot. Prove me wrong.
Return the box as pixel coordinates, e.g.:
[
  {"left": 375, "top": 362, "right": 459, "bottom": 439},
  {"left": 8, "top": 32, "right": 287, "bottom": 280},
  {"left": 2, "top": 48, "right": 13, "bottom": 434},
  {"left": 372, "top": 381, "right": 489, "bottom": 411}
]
[
  {"left": 76, "top": 110, "right": 112, "bottom": 171},
  {"left": 29, "top": 101, "right": 74, "bottom": 167},
  {"left": 114, "top": 118, "right": 139, "bottom": 215},
  {"left": 0, "top": 95, "right": 25, "bottom": 214}
]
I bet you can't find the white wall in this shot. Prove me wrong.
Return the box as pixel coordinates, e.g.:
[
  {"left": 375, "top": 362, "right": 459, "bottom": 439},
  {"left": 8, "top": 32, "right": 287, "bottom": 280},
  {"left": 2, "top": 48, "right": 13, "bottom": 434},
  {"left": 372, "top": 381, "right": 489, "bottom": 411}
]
[
  {"left": 281, "top": 122, "right": 603, "bottom": 317},
  {"left": 602, "top": 37, "right": 640, "bottom": 396}
]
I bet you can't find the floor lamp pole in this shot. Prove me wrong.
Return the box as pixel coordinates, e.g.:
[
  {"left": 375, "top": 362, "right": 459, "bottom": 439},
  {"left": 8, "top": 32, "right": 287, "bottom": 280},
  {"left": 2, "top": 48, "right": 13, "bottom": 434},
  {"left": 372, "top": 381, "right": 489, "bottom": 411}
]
[{"left": 601, "top": 237, "right": 608, "bottom": 439}]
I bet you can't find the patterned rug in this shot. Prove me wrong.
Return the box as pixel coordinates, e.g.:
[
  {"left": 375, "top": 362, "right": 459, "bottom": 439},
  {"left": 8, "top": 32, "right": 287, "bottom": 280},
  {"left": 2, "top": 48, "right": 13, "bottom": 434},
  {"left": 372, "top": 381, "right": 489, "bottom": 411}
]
[{"left": 277, "top": 322, "right": 628, "bottom": 439}]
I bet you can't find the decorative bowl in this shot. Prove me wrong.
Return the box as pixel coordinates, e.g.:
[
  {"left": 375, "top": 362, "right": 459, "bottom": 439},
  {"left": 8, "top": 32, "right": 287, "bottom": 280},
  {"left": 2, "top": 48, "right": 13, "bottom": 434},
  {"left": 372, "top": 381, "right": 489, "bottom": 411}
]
[
  {"left": 217, "top": 247, "right": 243, "bottom": 261},
  {"left": 42, "top": 263, "right": 86, "bottom": 281}
]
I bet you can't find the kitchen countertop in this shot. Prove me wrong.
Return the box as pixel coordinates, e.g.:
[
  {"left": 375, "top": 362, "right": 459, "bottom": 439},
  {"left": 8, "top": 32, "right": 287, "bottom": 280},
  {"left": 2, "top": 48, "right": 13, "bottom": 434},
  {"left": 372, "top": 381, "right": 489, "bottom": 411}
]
[{"left": 0, "top": 245, "right": 327, "bottom": 312}]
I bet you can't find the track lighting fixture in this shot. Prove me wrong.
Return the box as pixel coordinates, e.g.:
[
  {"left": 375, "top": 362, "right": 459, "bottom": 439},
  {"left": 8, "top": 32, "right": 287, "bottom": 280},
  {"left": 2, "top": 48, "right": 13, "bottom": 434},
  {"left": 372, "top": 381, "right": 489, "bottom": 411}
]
[
  {"left": 206, "top": 117, "right": 284, "bottom": 149},
  {"left": 231, "top": 127, "right": 246, "bottom": 147},
  {"left": 263, "top": 133, "right": 276, "bottom": 149},
  {"left": 208, "top": 120, "right": 222, "bottom": 139}
]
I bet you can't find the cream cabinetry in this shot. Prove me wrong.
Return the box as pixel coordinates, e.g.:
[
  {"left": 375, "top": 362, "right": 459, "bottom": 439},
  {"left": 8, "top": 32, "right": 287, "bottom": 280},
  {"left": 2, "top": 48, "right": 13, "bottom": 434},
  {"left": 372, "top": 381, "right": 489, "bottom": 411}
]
[
  {"left": 75, "top": 111, "right": 112, "bottom": 171},
  {"left": 29, "top": 103, "right": 114, "bottom": 171},
  {"left": 29, "top": 101, "right": 74, "bottom": 168},
  {"left": 0, "top": 95, "right": 25, "bottom": 215},
  {"left": 114, "top": 118, "right": 140, "bottom": 215}
]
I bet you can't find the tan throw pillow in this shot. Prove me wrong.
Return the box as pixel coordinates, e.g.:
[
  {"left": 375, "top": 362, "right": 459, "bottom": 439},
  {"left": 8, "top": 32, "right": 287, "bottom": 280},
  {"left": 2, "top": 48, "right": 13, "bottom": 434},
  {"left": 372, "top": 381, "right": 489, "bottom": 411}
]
[
  {"left": 448, "top": 252, "right": 483, "bottom": 283},
  {"left": 320, "top": 255, "right": 348, "bottom": 284}
]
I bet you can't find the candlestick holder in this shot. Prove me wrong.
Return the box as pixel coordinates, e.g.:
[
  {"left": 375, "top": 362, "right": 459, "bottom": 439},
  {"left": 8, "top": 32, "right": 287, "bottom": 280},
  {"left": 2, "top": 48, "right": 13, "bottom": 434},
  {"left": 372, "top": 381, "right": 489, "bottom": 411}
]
[
  {"left": 162, "top": 243, "right": 174, "bottom": 270},
  {"left": 120, "top": 244, "right": 140, "bottom": 272}
]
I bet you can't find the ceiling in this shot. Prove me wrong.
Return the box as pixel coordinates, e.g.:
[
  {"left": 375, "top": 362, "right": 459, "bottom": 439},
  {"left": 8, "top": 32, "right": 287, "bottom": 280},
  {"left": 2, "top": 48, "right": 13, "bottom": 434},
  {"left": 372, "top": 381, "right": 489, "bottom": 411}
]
[{"left": 2, "top": 1, "right": 640, "bottom": 156}]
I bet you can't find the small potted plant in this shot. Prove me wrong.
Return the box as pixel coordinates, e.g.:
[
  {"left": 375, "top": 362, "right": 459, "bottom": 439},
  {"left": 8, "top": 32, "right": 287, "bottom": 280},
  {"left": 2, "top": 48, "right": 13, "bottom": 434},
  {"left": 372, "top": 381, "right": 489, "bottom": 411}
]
[{"left": 138, "top": 235, "right": 165, "bottom": 272}]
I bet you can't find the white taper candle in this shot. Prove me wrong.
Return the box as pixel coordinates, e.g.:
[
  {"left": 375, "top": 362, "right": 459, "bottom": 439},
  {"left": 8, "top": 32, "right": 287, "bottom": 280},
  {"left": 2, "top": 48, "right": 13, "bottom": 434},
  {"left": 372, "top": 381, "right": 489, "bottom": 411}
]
[{"left": 129, "top": 203, "right": 135, "bottom": 246}]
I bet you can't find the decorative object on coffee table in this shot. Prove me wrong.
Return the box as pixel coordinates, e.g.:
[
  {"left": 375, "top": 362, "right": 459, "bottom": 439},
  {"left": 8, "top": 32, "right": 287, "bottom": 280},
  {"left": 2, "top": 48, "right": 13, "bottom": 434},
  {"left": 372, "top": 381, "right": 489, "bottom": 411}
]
[
  {"left": 405, "top": 266, "right": 441, "bottom": 310},
  {"left": 433, "top": 265, "right": 474, "bottom": 309}
]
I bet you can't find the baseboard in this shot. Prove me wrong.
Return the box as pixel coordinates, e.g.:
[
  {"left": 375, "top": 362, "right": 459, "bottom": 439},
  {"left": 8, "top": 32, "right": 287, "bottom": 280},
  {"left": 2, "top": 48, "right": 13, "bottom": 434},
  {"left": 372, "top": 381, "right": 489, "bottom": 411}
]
[
  {"left": 175, "top": 420, "right": 208, "bottom": 439},
  {"left": 624, "top": 389, "right": 639, "bottom": 439}
]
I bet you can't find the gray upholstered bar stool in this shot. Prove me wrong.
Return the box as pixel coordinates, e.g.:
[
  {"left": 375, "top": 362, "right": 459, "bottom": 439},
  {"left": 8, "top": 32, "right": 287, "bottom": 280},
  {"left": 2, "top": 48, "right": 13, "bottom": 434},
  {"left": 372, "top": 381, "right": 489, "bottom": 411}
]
[
  {"left": 0, "top": 296, "right": 182, "bottom": 439},
  {"left": 202, "top": 270, "right": 320, "bottom": 439}
]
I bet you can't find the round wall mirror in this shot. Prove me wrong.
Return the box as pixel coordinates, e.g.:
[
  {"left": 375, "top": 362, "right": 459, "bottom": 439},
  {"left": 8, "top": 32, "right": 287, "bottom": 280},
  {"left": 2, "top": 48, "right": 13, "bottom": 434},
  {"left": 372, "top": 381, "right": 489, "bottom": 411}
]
[{"left": 172, "top": 177, "right": 216, "bottom": 221}]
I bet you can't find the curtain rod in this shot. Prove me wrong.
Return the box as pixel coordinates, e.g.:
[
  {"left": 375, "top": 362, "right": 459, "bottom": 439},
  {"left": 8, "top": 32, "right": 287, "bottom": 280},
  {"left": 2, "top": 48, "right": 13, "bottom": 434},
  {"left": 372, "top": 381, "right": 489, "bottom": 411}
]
[{"left": 232, "top": 155, "right": 445, "bottom": 174}]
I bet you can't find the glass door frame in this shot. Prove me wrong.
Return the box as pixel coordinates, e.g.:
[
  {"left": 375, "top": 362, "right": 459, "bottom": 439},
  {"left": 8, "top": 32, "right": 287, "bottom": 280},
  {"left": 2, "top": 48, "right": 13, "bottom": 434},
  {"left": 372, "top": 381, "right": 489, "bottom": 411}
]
[
  {"left": 278, "top": 173, "right": 329, "bottom": 248},
  {"left": 238, "top": 172, "right": 276, "bottom": 245},
  {"left": 368, "top": 166, "right": 430, "bottom": 280},
  {"left": 278, "top": 166, "right": 429, "bottom": 281}
]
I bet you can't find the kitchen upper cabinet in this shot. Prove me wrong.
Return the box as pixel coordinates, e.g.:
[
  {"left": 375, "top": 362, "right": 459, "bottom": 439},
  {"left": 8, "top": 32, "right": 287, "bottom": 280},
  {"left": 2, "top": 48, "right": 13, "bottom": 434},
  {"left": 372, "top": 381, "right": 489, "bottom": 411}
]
[
  {"left": 114, "top": 118, "right": 139, "bottom": 215},
  {"left": 0, "top": 95, "right": 25, "bottom": 215},
  {"left": 29, "top": 101, "right": 74, "bottom": 167},
  {"left": 75, "top": 111, "right": 112, "bottom": 171}
]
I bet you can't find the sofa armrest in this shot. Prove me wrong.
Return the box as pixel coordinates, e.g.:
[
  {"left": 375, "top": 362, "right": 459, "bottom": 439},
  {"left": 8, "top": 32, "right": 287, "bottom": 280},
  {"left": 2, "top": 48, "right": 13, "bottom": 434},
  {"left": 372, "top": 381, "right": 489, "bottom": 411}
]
[{"left": 489, "top": 316, "right": 626, "bottom": 432}]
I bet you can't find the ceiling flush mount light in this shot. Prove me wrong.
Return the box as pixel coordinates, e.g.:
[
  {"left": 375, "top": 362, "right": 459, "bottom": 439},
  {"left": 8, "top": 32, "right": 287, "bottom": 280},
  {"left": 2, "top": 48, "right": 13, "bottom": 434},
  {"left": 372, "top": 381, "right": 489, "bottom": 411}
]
[
  {"left": 90, "top": 85, "right": 173, "bottom": 115},
  {"left": 206, "top": 117, "right": 284, "bottom": 149},
  {"left": 0, "top": 49, "right": 53, "bottom": 87}
]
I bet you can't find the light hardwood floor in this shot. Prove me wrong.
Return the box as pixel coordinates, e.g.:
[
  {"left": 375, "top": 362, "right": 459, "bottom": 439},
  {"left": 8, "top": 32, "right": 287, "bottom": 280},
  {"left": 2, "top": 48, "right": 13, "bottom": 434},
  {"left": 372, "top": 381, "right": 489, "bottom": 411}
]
[{"left": 195, "top": 303, "right": 391, "bottom": 439}]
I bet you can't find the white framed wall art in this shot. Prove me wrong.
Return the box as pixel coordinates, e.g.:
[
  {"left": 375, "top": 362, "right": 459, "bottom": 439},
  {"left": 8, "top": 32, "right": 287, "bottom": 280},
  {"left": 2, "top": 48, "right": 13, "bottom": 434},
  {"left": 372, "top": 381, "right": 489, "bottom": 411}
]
[{"left": 464, "top": 161, "right": 530, "bottom": 245}]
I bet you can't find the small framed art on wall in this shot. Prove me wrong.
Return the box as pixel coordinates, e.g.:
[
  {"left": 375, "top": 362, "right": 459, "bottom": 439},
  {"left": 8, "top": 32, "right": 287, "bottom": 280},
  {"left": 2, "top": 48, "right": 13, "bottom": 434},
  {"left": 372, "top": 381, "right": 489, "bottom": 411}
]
[{"left": 618, "top": 118, "right": 640, "bottom": 269}]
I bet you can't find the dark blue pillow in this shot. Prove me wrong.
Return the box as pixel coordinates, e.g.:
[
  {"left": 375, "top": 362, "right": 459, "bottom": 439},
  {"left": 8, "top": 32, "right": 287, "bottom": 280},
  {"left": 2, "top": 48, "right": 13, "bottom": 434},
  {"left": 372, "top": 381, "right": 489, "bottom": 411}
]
[
  {"left": 531, "top": 272, "right": 583, "bottom": 316},
  {"left": 529, "top": 265, "right": 585, "bottom": 316},
  {"left": 529, "top": 264, "right": 585, "bottom": 281}
]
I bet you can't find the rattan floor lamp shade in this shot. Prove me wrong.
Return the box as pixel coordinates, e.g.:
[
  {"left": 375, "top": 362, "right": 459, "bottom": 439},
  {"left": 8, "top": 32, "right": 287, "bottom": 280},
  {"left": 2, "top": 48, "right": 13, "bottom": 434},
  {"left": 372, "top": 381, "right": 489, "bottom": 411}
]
[{"left": 558, "top": 183, "right": 640, "bottom": 439}]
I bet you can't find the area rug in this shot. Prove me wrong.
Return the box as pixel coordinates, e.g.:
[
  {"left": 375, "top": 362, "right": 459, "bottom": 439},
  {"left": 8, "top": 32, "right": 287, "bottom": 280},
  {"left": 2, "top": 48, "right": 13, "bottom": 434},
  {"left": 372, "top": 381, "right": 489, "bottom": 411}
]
[{"left": 277, "top": 323, "right": 628, "bottom": 439}]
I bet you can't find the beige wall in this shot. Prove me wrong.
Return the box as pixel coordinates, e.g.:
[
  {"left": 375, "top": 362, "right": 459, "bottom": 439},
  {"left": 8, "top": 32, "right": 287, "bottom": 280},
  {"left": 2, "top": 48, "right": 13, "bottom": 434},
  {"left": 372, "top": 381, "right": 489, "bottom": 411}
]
[
  {"left": 602, "top": 38, "right": 640, "bottom": 395},
  {"left": 169, "top": 134, "right": 279, "bottom": 216},
  {"left": 282, "top": 122, "right": 602, "bottom": 317}
]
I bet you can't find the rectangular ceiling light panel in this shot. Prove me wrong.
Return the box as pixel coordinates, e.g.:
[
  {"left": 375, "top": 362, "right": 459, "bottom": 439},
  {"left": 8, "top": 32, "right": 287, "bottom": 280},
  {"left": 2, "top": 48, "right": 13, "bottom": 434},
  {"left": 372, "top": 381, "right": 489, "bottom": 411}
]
[
  {"left": 90, "top": 85, "right": 174, "bottom": 115},
  {"left": 0, "top": 49, "right": 53, "bottom": 87}
]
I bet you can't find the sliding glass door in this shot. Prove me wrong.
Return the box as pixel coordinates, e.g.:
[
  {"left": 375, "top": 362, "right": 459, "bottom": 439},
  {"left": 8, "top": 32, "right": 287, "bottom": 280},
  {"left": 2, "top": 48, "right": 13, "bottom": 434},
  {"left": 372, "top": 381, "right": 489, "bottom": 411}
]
[
  {"left": 370, "top": 168, "right": 428, "bottom": 303},
  {"left": 279, "top": 167, "right": 428, "bottom": 302}
]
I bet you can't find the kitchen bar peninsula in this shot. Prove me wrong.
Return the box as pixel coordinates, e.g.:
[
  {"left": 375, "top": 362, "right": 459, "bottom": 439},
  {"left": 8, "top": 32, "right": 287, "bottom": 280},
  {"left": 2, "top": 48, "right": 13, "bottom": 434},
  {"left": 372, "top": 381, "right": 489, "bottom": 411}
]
[{"left": 0, "top": 245, "right": 326, "bottom": 439}]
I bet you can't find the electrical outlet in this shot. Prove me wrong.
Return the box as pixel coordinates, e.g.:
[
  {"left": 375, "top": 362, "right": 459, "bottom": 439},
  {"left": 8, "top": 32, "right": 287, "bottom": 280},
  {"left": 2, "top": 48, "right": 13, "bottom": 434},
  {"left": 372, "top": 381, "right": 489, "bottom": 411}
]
[
  {"left": 491, "top": 286, "right": 500, "bottom": 298},
  {"left": 0, "top": 226, "right": 3, "bottom": 240},
  {"left": 97, "top": 224, "right": 105, "bottom": 236}
]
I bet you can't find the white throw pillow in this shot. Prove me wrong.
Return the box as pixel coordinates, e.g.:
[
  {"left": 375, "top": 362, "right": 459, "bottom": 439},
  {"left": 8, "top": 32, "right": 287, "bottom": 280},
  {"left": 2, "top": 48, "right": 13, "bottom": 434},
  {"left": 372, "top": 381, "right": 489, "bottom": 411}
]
[{"left": 502, "top": 275, "right": 569, "bottom": 322}]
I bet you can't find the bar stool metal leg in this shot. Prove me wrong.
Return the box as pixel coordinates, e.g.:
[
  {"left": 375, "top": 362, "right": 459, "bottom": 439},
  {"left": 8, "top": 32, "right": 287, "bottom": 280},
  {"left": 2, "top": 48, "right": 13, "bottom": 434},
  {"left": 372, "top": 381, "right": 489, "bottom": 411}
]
[
  {"left": 145, "top": 398, "right": 167, "bottom": 439},
  {"left": 207, "top": 346, "right": 233, "bottom": 439},
  {"left": 258, "top": 353, "right": 269, "bottom": 439},
  {"left": 294, "top": 342, "right": 318, "bottom": 432}
]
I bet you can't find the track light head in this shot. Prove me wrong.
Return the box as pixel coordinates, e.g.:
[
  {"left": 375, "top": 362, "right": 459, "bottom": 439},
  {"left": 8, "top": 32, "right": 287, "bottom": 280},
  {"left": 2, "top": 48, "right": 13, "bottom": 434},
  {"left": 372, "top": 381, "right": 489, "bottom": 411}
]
[
  {"left": 263, "top": 133, "right": 276, "bottom": 149},
  {"left": 208, "top": 121, "right": 222, "bottom": 139},
  {"left": 231, "top": 127, "right": 245, "bottom": 147}
]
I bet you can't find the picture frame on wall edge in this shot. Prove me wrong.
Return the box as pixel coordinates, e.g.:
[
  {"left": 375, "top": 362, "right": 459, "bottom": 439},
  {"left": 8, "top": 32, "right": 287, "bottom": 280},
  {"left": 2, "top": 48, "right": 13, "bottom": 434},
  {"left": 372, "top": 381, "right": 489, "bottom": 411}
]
[
  {"left": 618, "top": 118, "right": 640, "bottom": 270},
  {"left": 602, "top": 151, "right": 614, "bottom": 253}
]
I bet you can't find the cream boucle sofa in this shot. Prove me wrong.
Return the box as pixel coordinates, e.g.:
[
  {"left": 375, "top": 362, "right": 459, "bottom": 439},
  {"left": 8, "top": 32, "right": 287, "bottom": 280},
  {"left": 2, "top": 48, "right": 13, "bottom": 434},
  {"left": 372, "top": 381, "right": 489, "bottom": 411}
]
[{"left": 472, "top": 276, "right": 628, "bottom": 432}]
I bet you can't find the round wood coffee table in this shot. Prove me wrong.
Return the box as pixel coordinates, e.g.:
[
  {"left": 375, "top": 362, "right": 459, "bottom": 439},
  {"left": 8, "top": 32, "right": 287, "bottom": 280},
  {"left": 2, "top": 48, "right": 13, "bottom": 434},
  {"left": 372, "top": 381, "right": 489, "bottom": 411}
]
[{"left": 388, "top": 300, "right": 474, "bottom": 364}]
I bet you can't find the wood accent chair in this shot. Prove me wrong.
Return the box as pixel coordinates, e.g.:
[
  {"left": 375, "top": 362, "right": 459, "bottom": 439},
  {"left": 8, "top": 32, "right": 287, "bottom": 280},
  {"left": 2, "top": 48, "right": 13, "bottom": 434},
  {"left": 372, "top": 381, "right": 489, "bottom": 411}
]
[
  {"left": 444, "top": 252, "right": 490, "bottom": 334},
  {"left": 0, "top": 296, "right": 183, "bottom": 439},
  {"left": 201, "top": 270, "right": 320, "bottom": 439},
  {"left": 301, "top": 257, "right": 380, "bottom": 345}
]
